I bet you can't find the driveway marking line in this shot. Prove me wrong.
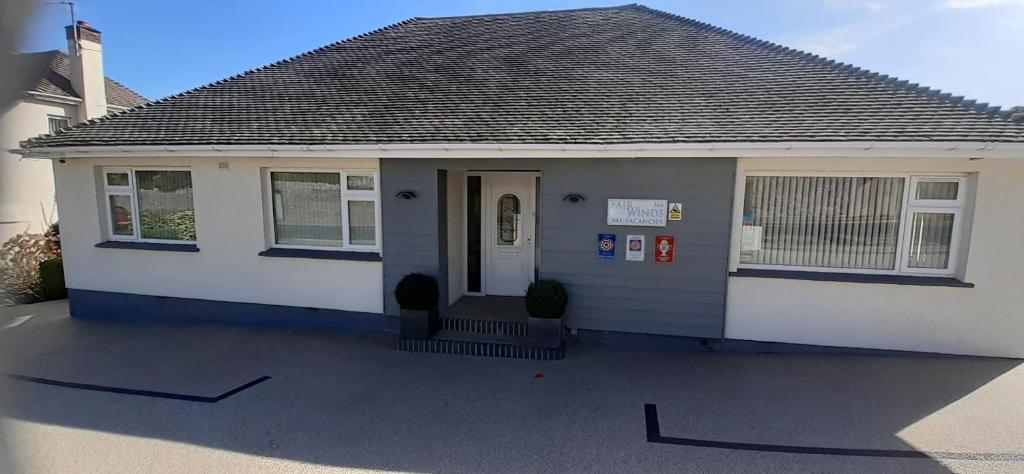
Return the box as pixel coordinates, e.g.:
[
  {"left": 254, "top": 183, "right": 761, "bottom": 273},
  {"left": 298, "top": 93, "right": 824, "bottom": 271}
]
[
  {"left": 4, "top": 314, "right": 34, "bottom": 329},
  {"left": 644, "top": 403, "right": 1024, "bottom": 462},
  {"left": 5, "top": 374, "right": 271, "bottom": 403}
]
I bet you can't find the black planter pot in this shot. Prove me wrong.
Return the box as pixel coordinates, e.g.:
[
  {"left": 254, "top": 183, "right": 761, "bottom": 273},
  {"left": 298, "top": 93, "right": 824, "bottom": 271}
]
[
  {"left": 400, "top": 307, "right": 439, "bottom": 339},
  {"left": 528, "top": 316, "right": 563, "bottom": 349}
]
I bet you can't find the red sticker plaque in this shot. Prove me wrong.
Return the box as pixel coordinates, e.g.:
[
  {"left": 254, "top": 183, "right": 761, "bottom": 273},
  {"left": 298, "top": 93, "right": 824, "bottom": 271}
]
[{"left": 654, "top": 236, "right": 674, "bottom": 263}]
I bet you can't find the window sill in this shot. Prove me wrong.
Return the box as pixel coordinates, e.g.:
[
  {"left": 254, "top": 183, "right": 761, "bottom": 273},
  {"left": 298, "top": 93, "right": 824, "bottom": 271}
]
[
  {"left": 729, "top": 268, "right": 974, "bottom": 288},
  {"left": 95, "top": 241, "right": 199, "bottom": 252},
  {"left": 257, "top": 247, "right": 382, "bottom": 262}
]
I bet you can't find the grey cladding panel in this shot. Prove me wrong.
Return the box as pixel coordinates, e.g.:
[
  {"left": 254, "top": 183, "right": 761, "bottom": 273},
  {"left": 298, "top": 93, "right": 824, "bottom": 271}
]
[{"left": 380, "top": 158, "right": 735, "bottom": 336}]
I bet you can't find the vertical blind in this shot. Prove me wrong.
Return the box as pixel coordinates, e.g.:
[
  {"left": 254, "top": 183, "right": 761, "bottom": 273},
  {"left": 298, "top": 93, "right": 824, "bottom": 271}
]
[
  {"left": 741, "top": 176, "right": 906, "bottom": 270},
  {"left": 347, "top": 200, "right": 376, "bottom": 246},
  {"left": 272, "top": 172, "right": 344, "bottom": 247},
  {"left": 906, "top": 212, "right": 954, "bottom": 269},
  {"left": 135, "top": 170, "right": 196, "bottom": 241}
]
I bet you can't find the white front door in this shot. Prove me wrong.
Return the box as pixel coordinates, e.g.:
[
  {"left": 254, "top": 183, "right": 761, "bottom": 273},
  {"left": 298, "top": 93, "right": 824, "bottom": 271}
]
[{"left": 484, "top": 173, "right": 536, "bottom": 296}]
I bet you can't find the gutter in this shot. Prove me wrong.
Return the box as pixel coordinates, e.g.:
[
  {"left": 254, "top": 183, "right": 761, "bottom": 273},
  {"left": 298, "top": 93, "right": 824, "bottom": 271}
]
[
  {"left": 12, "top": 141, "right": 1024, "bottom": 160},
  {"left": 25, "top": 91, "right": 82, "bottom": 105}
]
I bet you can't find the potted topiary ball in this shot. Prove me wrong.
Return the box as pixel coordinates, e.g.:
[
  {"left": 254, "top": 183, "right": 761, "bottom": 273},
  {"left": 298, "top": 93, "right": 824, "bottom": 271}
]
[
  {"left": 395, "top": 273, "right": 440, "bottom": 339},
  {"left": 525, "top": 280, "right": 568, "bottom": 349}
]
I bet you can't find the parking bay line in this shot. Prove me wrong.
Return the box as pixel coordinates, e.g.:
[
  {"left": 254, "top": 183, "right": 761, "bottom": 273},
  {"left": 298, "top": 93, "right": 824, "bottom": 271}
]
[
  {"left": 644, "top": 403, "right": 1024, "bottom": 462},
  {"left": 6, "top": 374, "right": 271, "bottom": 403}
]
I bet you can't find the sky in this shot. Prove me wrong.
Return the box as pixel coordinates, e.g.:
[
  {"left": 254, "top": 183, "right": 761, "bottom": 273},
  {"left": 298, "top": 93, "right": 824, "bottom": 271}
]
[{"left": 19, "top": 0, "right": 1024, "bottom": 109}]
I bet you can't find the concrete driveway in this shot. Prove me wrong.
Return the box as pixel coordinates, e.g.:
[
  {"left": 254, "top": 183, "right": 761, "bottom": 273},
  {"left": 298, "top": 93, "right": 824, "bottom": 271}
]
[{"left": 1, "top": 300, "right": 1022, "bottom": 473}]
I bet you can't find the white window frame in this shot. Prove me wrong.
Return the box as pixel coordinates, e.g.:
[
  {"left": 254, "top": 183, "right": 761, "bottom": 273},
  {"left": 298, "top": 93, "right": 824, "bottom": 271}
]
[
  {"left": 899, "top": 176, "right": 966, "bottom": 275},
  {"left": 737, "top": 171, "right": 967, "bottom": 277},
  {"left": 102, "top": 167, "right": 196, "bottom": 244},
  {"left": 262, "top": 169, "right": 381, "bottom": 253}
]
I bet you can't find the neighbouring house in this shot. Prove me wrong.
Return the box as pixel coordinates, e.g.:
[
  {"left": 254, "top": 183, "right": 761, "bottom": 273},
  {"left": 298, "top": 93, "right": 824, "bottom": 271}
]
[
  {"left": 1, "top": 21, "right": 147, "bottom": 243},
  {"left": 16, "top": 6, "right": 1024, "bottom": 358}
]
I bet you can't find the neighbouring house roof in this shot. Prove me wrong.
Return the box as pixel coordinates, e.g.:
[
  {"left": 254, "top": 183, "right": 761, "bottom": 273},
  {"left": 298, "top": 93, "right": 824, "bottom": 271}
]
[
  {"left": 23, "top": 4, "right": 1024, "bottom": 149},
  {"left": 13, "top": 50, "right": 148, "bottom": 109}
]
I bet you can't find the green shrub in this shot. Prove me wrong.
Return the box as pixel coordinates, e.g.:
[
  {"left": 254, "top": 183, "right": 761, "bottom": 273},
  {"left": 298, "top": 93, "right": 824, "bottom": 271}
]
[
  {"left": 140, "top": 210, "right": 196, "bottom": 241},
  {"left": 45, "top": 222, "right": 61, "bottom": 253},
  {"left": 395, "top": 273, "right": 439, "bottom": 310},
  {"left": 0, "top": 232, "right": 60, "bottom": 304},
  {"left": 39, "top": 257, "right": 66, "bottom": 301},
  {"left": 526, "top": 280, "right": 568, "bottom": 319}
]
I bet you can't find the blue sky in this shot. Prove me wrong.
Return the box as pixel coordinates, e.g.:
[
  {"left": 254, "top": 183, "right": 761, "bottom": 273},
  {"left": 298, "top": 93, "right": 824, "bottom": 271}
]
[{"left": 20, "top": 0, "right": 1024, "bottom": 108}]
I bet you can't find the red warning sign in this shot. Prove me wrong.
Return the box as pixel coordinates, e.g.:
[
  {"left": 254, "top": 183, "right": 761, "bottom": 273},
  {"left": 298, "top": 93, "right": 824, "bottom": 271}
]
[{"left": 654, "top": 235, "right": 674, "bottom": 263}]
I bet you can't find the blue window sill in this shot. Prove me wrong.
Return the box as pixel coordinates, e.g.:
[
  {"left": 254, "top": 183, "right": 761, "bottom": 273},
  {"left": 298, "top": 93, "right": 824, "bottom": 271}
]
[
  {"left": 95, "top": 241, "right": 199, "bottom": 252},
  {"left": 258, "top": 247, "right": 382, "bottom": 262},
  {"left": 729, "top": 269, "right": 974, "bottom": 288}
]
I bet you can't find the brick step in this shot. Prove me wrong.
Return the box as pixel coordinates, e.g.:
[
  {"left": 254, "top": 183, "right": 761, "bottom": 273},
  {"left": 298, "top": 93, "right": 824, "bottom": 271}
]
[
  {"left": 397, "top": 329, "right": 563, "bottom": 360},
  {"left": 439, "top": 317, "right": 528, "bottom": 337}
]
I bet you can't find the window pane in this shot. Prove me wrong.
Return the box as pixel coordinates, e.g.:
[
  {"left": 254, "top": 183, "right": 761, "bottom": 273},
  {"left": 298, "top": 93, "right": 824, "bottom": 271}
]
[
  {"left": 135, "top": 171, "right": 196, "bottom": 241},
  {"left": 106, "top": 172, "right": 130, "bottom": 187},
  {"left": 347, "top": 201, "right": 376, "bottom": 246},
  {"left": 915, "top": 181, "right": 959, "bottom": 200},
  {"left": 467, "top": 176, "right": 482, "bottom": 293},
  {"left": 741, "top": 176, "right": 905, "bottom": 270},
  {"left": 907, "top": 212, "right": 954, "bottom": 269},
  {"left": 497, "top": 193, "right": 520, "bottom": 246},
  {"left": 271, "top": 172, "right": 342, "bottom": 247},
  {"left": 346, "top": 175, "right": 375, "bottom": 191},
  {"left": 108, "top": 194, "right": 134, "bottom": 236},
  {"left": 48, "top": 116, "right": 70, "bottom": 133}
]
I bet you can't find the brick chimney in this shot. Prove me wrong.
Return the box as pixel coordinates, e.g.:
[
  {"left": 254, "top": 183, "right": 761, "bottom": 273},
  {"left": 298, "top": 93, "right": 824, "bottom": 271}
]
[{"left": 66, "top": 20, "right": 107, "bottom": 121}]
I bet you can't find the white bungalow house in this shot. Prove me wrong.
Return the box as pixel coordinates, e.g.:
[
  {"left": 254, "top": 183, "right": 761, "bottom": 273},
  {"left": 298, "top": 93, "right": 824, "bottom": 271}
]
[
  {"left": 16, "top": 6, "right": 1024, "bottom": 358},
  {"left": 1, "top": 21, "right": 146, "bottom": 242}
]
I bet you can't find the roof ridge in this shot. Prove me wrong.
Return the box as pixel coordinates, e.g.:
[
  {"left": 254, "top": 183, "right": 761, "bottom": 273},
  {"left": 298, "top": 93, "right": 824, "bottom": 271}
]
[
  {"left": 632, "top": 4, "right": 1023, "bottom": 124},
  {"left": 23, "top": 17, "right": 422, "bottom": 146},
  {"left": 417, "top": 4, "right": 638, "bottom": 21}
]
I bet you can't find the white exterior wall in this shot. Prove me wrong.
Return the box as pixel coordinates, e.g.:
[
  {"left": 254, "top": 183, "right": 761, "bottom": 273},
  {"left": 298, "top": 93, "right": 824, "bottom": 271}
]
[
  {"left": 725, "top": 156, "right": 1024, "bottom": 358},
  {"left": 446, "top": 170, "right": 465, "bottom": 306},
  {"left": 53, "top": 156, "right": 383, "bottom": 314},
  {"left": 0, "top": 99, "right": 76, "bottom": 242}
]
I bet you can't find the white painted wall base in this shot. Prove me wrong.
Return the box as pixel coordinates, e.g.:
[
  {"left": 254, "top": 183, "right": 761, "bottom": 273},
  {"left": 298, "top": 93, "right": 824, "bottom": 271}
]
[
  {"left": 53, "top": 156, "right": 383, "bottom": 314},
  {"left": 725, "top": 157, "right": 1024, "bottom": 358}
]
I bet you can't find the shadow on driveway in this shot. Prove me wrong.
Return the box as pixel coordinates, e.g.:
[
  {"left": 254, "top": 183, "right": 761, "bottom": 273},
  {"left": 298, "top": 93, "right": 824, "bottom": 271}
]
[{"left": 1, "top": 300, "right": 1021, "bottom": 473}]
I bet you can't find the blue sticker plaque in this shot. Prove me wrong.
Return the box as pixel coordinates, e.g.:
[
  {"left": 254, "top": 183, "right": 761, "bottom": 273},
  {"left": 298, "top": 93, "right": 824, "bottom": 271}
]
[{"left": 598, "top": 233, "right": 616, "bottom": 260}]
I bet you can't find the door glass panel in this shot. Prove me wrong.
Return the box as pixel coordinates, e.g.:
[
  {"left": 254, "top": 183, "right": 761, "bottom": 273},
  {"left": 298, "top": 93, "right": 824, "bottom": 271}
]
[
  {"left": 467, "top": 176, "right": 482, "bottom": 292},
  {"left": 907, "top": 212, "right": 954, "bottom": 269},
  {"left": 108, "top": 194, "right": 134, "bottom": 236},
  {"left": 497, "top": 194, "right": 520, "bottom": 246},
  {"left": 915, "top": 181, "right": 959, "bottom": 200}
]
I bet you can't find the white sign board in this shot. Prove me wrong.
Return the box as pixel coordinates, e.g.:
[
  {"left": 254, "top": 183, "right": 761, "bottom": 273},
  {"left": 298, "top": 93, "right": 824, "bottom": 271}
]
[
  {"left": 626, "top": 235, "right": 645, "bottom": 261},
  {"left": 607, "top": 199, "right": 668, "bottom": 227}
]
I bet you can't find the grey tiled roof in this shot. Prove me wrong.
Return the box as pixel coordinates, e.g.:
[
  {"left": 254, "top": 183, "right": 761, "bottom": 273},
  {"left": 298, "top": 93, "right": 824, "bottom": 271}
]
[
  {"left": 14, "top": 50, "right": 148, "bottom": 109},
  {"left": 24, "top": 4, "right": 1024, "bottom": 148}
]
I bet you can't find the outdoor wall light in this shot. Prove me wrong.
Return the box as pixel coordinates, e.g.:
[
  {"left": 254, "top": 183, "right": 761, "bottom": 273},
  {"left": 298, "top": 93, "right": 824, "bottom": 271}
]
[
  {"left": 562, "top": 193, "right": 585, "bottom": 203},
  {"left": 395, "top": 191, "right": 417, "bottom": 200}
]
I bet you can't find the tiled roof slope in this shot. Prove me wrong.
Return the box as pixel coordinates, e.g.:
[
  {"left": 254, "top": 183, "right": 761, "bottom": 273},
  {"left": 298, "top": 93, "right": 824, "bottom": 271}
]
[
  {"left": 24, "top": 4, "right": 1024, "bottom": 148},
  {"left": 14, "top": 50, "right": 148, "bottom": 109}
]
